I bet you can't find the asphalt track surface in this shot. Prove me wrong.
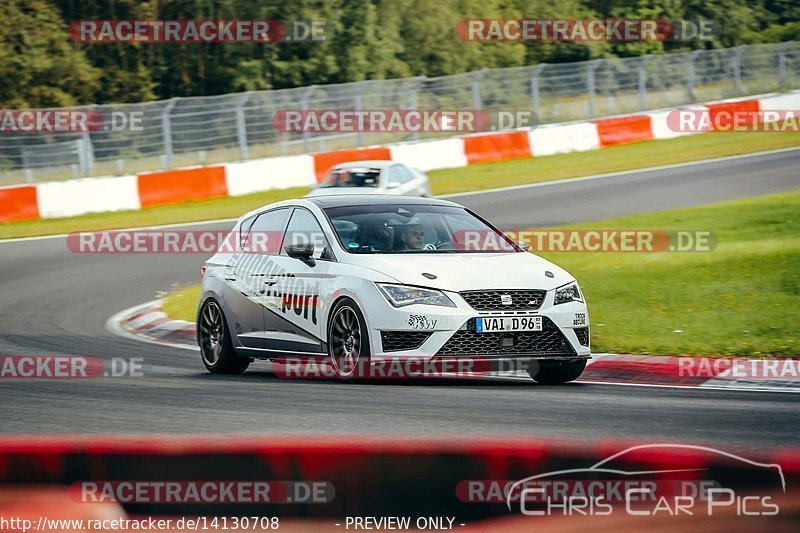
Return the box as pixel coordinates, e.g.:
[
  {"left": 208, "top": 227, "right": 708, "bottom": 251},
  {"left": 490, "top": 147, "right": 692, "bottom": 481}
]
[{"left": 1, "top": 149, "right": 798, "bottom": 447}]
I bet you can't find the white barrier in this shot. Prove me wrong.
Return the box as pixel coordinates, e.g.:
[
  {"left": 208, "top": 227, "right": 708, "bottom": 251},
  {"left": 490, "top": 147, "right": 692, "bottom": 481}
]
[
  {"left": 224, "top": 155, "right": 316, "bottom": 196},
  {"left": 528, "top": 122, "right": 600, "bottom": 157},
  {"left": 36, "top": 175, "right": 140, "bottom": 219},
  {"left": 389, "top": 138, "right": 468, "bottom": 171}
]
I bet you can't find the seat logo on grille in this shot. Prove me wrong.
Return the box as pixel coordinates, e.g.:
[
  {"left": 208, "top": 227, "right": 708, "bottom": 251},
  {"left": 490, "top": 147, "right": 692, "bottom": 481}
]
[{"left": 500, "top": 294, "right": 513, "bottom": 305}]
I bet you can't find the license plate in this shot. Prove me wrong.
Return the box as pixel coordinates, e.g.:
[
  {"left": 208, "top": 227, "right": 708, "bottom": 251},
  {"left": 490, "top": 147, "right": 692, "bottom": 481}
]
[{"left": 475, "top": 316, "right": 542, "bottom": 333}]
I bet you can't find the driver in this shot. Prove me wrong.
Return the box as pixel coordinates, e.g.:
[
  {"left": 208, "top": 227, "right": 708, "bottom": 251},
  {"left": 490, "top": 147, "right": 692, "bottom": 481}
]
[{"left": 398, "top": 223, "right": 435, "bottom": 251}]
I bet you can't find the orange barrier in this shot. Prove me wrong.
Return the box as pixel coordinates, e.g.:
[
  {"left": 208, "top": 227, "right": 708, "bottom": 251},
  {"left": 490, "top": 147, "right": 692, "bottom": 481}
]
[
  {"left": 595, "top": 115, "right": 654, "bottom": 147},
  {"left": 707, "top": 99, "right": 760, "bottom": 131},
  {"left": 137, "top": 166, "right": 228, "bottom": 208},
  {"left": 313, "top": 147, "right": 391, "bottom": 182},
  {"left": 463, "top": 132, "right": 531, "bottom": 164},
  {"left": 0, "top": 185, "right": 40, "bottom": 223}
]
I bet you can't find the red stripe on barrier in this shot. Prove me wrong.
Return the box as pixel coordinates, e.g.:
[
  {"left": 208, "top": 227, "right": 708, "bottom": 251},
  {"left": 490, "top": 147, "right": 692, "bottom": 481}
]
[
  {"left": 707, "top": 99, "right": 760, "bottom": 131},
  {"left": 137, "top": 166, "right": 228, "bottom": 208},
  {"left": 463, "top": 132, "right": 531, "bottom": 164},
  {"left": 594, "top": 115, "right": 654, "bottom": 147},
  {"left": 581, "top": 355, "right": 719, "bottom": 386},
  {"left": 0, "top": 185, "right": 40, "bottom": 223},
  {"left": 0, "top": 435, "right": 573, "bottom": 456},
  {"left": 313, "top": 147, "right": 392, "bottom": 183}
]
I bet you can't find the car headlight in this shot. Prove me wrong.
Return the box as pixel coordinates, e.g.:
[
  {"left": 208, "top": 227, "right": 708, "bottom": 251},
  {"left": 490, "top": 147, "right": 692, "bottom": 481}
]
[
  {"left": 554, "top": 282, "right": 583, "bottom": 305},
  {"left": 376, "top": 283, "right": 456, "bottom": 308}
]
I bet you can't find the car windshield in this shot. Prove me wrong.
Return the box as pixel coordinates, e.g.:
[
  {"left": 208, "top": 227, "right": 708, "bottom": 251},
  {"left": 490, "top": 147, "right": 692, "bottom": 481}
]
[
  {"left": 320, "top": 168, "right": 381, "bottom": 188},
  {"left": 323, "top": 204, "right": 520, "bottom": 254}
]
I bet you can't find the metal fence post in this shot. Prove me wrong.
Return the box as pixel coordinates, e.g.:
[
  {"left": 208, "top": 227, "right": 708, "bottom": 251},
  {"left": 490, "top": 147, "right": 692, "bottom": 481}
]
[
  {"left": 687, "top": 50, "right": 702, "bottom": 102},
  {"left": 732, "top": 45, "right": 747, "bottom": 95},
  {"left": 79, "top": 105, "right": 95, "bottom": 177},
  {"left": 79, "top": 132, "right": 94, "bottom": 177},
  {"left": 778, "top": 42, "right": 790, "bottom": 91},
  {"left": 587, "top": 59, "right": 602, "bottom": 117},
  {"left": 354, "top": 80, "right": 371, "bottom": 147},
  {"left": 161, "top": 98, "right": 179, "bottom": 168},
  {"left": 300, "top": 85, "right": 317, "bottom": 152},
  {"left": 235, "top": 92, "right": 253, "bottom": 161},
  {"left": 408, "top": 76, "right": 425, "bottom": 141},
  {"left": 529, "top": 64, "right": 546, "bottom": 119},
  {"left": 472, "top": 69, "right": 487, "bottom": 111},
  {"left": 637, "top": 56, "right": 654, "bottom": 110}
]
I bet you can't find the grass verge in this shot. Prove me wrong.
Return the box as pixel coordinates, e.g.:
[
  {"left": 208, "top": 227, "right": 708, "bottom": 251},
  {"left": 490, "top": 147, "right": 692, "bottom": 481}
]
[
  {"left": 163, "top": 190, "right": 799, "bottom": 356},
  {"left": 2, "top": 129, "right": 800, "bottom": 239},
  {"left": 162, "top": 285, "right": 202, "bottom": 324}
]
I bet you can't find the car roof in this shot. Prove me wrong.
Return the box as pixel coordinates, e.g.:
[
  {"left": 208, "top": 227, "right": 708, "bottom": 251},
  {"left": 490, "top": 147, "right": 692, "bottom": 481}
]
[
  {"left": 332, "top": 160, "right": 394, "bottom": 170},
  {"left": 304, "top": 194, "right": 460, "bottom": 209},
  {"left": 236, "top": 195, "right": 462, "bottom": 223}
]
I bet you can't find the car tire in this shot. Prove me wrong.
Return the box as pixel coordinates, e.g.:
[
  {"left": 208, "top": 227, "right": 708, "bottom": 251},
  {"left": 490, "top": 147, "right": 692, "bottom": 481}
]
[
  {"left": 198, "top": 299, "right": 250, "bottom": 374},
  {"left": 527, "top": 359, "right": 586, "bottom": 384},
  {"left": 327, "top": 298, "right": 370, "bottom": 379}
]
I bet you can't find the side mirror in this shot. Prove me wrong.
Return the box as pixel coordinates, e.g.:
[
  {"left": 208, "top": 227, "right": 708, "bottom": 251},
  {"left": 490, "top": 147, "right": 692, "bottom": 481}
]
[
  {"left": 386, "top": 182, "right": 401, "bottom": 190},
  {"left": 517, "top": 241, "right": 531, "bottom": 252},
  {"left": 284, "top": 242, "right": 316, "bottom": 266}
]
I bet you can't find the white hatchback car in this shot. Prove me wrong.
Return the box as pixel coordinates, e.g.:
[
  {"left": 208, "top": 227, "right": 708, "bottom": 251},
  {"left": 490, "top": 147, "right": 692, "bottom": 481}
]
[
  {"left": 306, "top": 160, "right": 431, "bottom": 197},
  {"left": 198, "top": 195, "right": 590, "bottom": 383}
]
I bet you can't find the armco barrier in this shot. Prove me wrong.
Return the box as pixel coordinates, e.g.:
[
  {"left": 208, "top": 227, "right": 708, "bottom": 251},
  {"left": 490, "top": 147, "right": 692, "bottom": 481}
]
[
  {"left": 0, "top": 436, "right": 796, "bottom": 520},
  {"left": 138, "top": 166, "right": 228, "bottom": 208},
  {"left": 312, "top": 146, "right": 392, "bottom": 182},
  {"left": 594, "top": 115, "right": 654, "bottom": 147},
  {"left": 463, "top": 131, "right": 531, "bottom": 164},
  {"left": 2, "top": 91, "right": 798, "bottom": 225}
]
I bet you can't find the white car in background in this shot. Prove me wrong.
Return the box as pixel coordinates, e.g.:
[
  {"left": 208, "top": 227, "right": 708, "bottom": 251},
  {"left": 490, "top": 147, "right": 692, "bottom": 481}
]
[
  {"left": 306, "top": 160, "right": 431, "bottom": 197},
  {"left": 197, "top": 196, "right": 590, "bottom": 384}
]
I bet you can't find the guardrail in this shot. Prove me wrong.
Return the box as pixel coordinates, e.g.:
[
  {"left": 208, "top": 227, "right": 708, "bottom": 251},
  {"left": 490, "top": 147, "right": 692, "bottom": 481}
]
[{"left": 0, "top": 41, "right": 798, "bottom": 185}]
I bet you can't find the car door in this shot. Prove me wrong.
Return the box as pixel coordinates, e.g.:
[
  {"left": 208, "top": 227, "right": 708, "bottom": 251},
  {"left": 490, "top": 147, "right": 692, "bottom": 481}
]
[
  {"left": 384, "top": 164, "right": 410, "bottom": 195},
  {"left": 408, "top": 167, "right": 430, "bottom": 196},
  {"left": 262, "top": 207, "right": 335, "bottom": 356},
  {"left": 222, "top": 208, "right": 290, "bottom": 348}
]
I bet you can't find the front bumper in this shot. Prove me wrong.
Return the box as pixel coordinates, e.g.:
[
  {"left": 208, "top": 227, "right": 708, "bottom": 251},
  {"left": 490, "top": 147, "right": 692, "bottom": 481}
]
[{"left": 363, "top": 288, "right": 590, "bottom": 362}]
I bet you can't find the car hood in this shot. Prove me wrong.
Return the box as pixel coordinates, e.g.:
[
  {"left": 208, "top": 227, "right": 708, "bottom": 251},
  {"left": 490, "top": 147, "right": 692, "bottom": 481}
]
[
  {"left": 344, "top": 252, "right": 574, "bottom": 292},
  {"left": 305, "top": 187, "right": 383, "bottom": 197}
]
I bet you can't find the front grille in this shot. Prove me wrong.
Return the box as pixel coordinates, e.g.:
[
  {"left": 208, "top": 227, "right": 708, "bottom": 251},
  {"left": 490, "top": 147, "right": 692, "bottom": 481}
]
[
  {"left": 574, "top": 327, "right": 590, "bottom": 346},
  {"left": 460, "top": 290, "right": 546, "bottom": 311},
  {"left": 381, "top": 331, "right": 432, "bottom": 352},
  {"left": 436, "top": 317, "right": 573, "bottom": 356}
]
